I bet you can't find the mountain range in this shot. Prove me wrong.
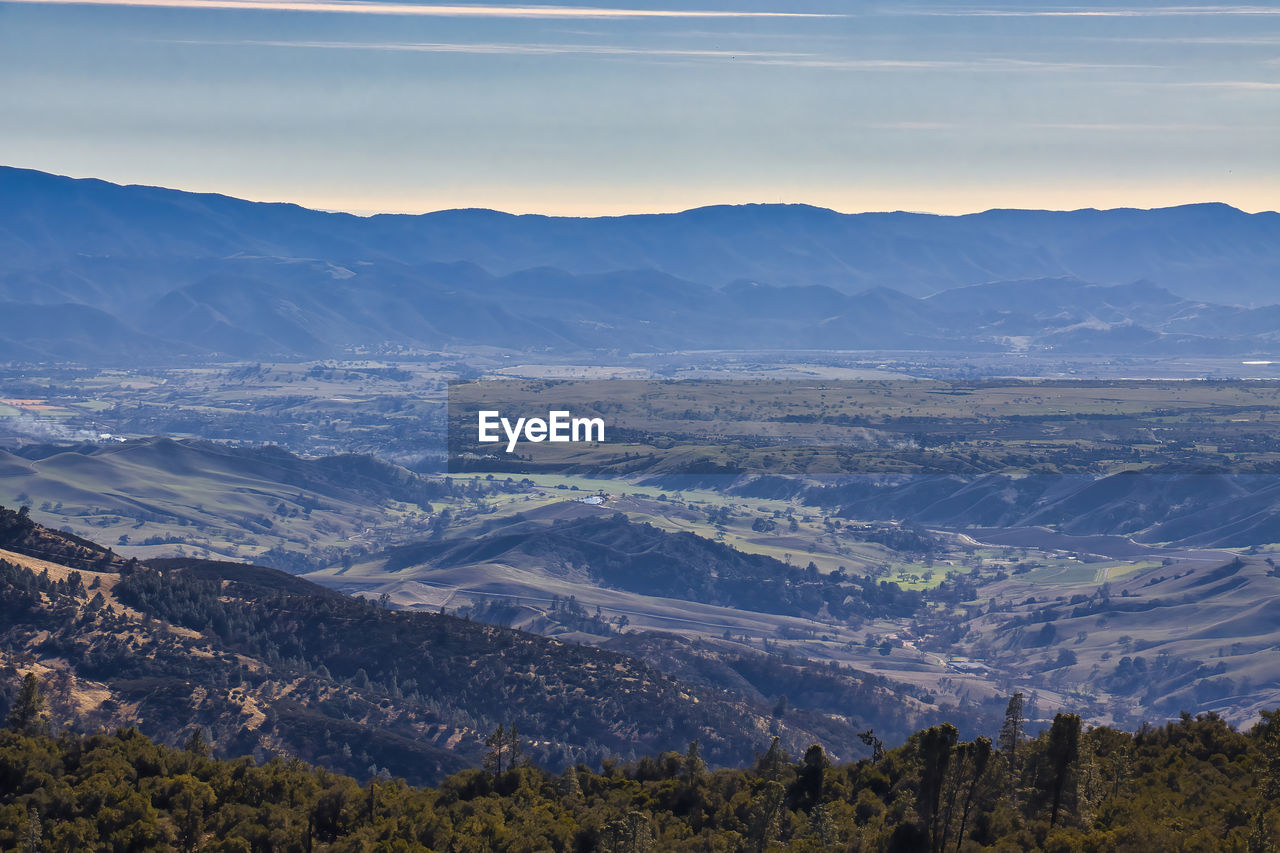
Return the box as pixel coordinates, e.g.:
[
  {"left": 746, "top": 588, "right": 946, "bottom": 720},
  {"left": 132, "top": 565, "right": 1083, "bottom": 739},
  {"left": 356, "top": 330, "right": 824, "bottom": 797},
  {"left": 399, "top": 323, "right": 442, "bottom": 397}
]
[{"left": 3, "top": 166, "right": 1280, "bottom": 360}]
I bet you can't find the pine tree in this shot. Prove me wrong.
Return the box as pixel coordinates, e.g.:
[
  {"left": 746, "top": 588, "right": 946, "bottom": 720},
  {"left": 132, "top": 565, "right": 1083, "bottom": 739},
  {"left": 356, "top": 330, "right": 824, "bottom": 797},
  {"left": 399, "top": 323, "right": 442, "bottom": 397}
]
[
  {"left": 1045, "top": 713, "right": 1081, "bottom": 828},
  {"left": 508, "top": 722, "right": 524, "bottom": 768},
  {"left": 558, "top": 766, "right": 582, "bottom": 800},
  {"left": 953, "top": 737, "right": 992, "bottom": 853},
  {"left": 6, "top": 673, "right": 49, "bottom": 736},
  {"left": 917, "top": 724, "right": 958, "bottom": 851},
  {"left": 998, "top": 692, "right": 1025, "bottom": 757},
  {"left": 483, "top": 723, "right": 507, "bottom": 775},
  {"left": 797, "top": 744, "right": 830, "bottom": 811},
  {"left": 22, "top": 807, "right": 40, "bottom": 853},
  {"left": 184, "top": 726, "right": 212, "bottom": 758},
  {"left": 756, "top": 736, "right": 788, "bottom": 781},
  {"left": 683, "top": 739, "right": 706, "bottom": 783},
  {"left": 1256, "top": 710, "right": 1280, "bottom": 801},
  {"left": 750, "top": 780, "right": 786, "bottom": 853},
  {"left": 998, "top": 692, "right": 1025, "bottom": 802}
]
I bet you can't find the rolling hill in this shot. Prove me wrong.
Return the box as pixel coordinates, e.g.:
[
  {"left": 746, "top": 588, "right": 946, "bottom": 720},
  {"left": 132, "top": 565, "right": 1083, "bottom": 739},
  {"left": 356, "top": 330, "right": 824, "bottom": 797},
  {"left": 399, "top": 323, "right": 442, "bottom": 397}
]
[
  {"left": 373, "top": 512, "right": 922, "bottom": 622},
  {"left": 0, "top": 437, "right": 454, "bottom": 568}
]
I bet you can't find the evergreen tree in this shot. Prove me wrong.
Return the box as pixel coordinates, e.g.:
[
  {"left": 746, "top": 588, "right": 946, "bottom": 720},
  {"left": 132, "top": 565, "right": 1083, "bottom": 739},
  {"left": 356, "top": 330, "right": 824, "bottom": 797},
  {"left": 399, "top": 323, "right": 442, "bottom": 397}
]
[
  {"left": 917, "top": 723, "right": 958, "bottom": 850},
  {"left": 1045, "top": 712, "right": 1082, "bottom": 828},
  {"left": 184, "top": 726, "right": 212, "bottom": 758},
  {"left": 683, "top": 739, "right": 706, "bottom": 783},
  {"left": 557, "top": 766, "right": 582, "bottom": 800},
  {"left": 952, "top": 736, "right": 992, "bottom": 853},
  {"left": 21, "top": 807, "right": 40, "bottom": 853},
  {"left": 5, "top": 673, "right": 48, "bottom": 736},
  {"left": 750, "top": 780, "right": 786, "bottom": 853},
  {"left": 756, "top": 736, "right": 788, "bottom": 781},
  {"left": 483, "top": 723, "right": 507, "bottom": 775},
  {"left": 998, "top": 692, "right": 1025, "bottom": 756},
  {"left": 796, "top": 744, "right": 829, "bottom": 812},
  {"left": 1255, "top": 709, "right": 1280, "bottom": 801},
  {"left": 998, "top": 692, "right": 1025, "bottom": 800}
]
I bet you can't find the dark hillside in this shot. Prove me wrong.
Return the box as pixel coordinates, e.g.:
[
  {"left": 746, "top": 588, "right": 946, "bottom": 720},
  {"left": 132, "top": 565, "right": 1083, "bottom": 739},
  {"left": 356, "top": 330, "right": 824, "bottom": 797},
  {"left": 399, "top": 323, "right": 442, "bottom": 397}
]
[{"left": 0, "top": 505, "right": 912, "bottom": 784}]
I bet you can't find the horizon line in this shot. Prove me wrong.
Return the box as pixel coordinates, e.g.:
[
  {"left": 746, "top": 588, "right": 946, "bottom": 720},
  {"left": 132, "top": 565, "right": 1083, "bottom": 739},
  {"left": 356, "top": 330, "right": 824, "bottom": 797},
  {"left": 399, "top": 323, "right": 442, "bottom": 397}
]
[{"left": 2, "top": 164, "right": 1275, "bottom": 219}]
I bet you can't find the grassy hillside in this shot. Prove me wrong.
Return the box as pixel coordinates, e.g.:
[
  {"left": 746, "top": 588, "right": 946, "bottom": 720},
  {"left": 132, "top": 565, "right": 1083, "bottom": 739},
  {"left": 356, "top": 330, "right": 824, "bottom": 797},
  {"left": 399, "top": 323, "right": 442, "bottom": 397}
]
[
  {"left": 0, "top": 438, "right": 497, "bottom": 569},
  {"left": 380, "top": 513, "right": 922, "bottom": 622}
]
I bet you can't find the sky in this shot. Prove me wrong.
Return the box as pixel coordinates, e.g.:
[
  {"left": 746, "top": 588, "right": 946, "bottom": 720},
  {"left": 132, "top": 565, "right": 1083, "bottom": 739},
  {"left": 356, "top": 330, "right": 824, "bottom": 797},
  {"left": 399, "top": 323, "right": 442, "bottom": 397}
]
[{"left": 0, "top": 0, "right": 1277, "bottom": 216}]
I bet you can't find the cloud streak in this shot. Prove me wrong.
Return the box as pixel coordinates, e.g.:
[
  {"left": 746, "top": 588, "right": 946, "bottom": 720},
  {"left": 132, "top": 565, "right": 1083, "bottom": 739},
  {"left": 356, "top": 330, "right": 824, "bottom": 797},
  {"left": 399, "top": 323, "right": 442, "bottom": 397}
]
[
  {"left": 5, "top": 0, "right": 835, "bottom": 17},
  {"left": 902, "top": 4, "right": 1280, "bottom": 16},
  {"left": 1175, "top": 80, "right": 1280, "bottom": 90},
  {"left": 195, "top": 38, "right": 809, "bottom": 60},
  {"left": 185, "top": 38, "right": 1160, "bottom": 72},
  {"left": 1090, "top": 35, "right": 1280, "bottom": 45},
  {"left": 861, "top": 120, "right": 1231, "bottom": 131},
  {"left": 743, "top": 56, "right": 1155, "bottom": 71},
  {"left": 1028, "top": 121, "right": 1231, "bottom": 130}
]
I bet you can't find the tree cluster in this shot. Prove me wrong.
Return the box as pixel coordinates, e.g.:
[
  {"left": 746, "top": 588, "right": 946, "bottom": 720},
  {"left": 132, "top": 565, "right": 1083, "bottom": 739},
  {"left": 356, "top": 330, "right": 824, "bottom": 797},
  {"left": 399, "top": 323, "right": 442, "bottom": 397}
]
[{"left": 0, "top": 673, "right": 1267, "bottom": 852}]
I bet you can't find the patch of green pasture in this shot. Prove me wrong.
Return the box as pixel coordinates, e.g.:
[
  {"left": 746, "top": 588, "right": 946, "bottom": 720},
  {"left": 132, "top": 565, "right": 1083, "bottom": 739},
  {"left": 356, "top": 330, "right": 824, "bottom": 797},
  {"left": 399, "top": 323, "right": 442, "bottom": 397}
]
[
  {"left": 1014, "top": 561, "right": 1105, "bottom": 585},
  {"left": 1103, "top": 560, "right": 1163, "bottom": 580}
]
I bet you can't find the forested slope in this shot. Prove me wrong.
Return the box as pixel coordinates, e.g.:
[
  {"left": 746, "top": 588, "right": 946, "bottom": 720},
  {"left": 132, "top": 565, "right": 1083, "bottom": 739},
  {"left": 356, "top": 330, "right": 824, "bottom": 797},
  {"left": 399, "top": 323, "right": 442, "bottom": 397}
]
[
  {"left": 0, "top": 681, "right": 1270, "bottom": 852},
  {"left": 0, "top": 504, "right": 958, "bottom": 786}
]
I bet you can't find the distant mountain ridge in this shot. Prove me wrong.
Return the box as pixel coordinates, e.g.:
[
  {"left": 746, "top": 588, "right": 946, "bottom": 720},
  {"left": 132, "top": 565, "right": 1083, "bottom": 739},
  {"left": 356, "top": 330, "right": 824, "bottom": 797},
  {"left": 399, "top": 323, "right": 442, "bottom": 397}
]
[
  {"left": 5, "top": 166, "right": 1278, "bottom": 299},
  {"left": 3, "top": 166, "right": 1280, "bottom": 360}
]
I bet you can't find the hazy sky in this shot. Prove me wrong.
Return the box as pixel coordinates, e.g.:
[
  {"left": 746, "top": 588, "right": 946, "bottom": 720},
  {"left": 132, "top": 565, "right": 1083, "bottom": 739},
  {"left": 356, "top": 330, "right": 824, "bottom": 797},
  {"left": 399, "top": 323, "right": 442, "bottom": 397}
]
[{"left": 1, "top": 0, "right": 1277, "bottom": 215}]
